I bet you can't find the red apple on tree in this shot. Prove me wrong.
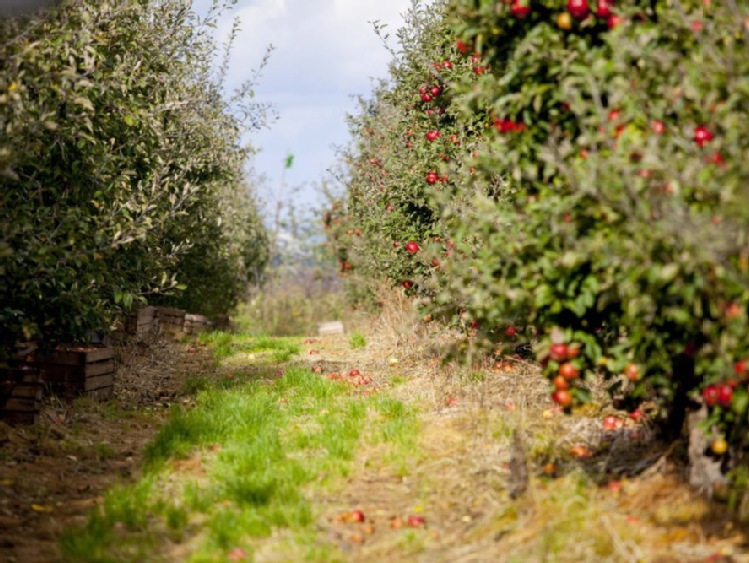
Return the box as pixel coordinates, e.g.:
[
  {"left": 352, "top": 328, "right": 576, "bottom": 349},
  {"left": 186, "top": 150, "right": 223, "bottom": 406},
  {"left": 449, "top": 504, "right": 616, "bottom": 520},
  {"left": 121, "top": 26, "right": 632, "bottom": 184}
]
[
  {"left": 702, "top": 385, "right": 719, "bottom": 407},
  {"left": 568, "top": 0, "right": 589, "bottom": 19},
  {"left": 608, "top": 15, "right": 624, "bottom": 28},
  {"left": 624, "top": 363, "right": 640, "bottom": 381},
  {"left": 550, "top": 343, "right": 569, "bottom": 362},
  {"left": 553, "top": 389, "right": 573, "bottom": 407},
  {"left": 595, "top": 0, "right": 612, "bottom": 18},
  {"left": 426, "top": 130, "right": 441, "bottom": 142},
  {"left": 694, "top": 125, "right": 713, "bottom": 147},
  {"left": 553, "top": 375, "right": 570, "bottom": 390},
  {"left": 651, "top": 119, "right": 665, "bottom": 134},
  {"left": 717, "top": 384, "right": 733, "bottom": 407},
  {"left": 406, "top": 241, "right": 419, "bottom": 254},
  {"left": 559, "top": 362, "right": 580, "bottom": 380},
  {"left": 510, "top": 0, "right": 531, "bottom": 18}
]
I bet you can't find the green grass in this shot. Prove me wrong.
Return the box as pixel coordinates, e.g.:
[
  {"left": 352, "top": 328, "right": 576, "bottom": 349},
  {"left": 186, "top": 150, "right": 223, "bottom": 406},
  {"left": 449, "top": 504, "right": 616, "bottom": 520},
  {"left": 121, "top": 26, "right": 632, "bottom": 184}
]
[
  {"left": 349, "top": 332, "right": 366, "bottom": 349},
  {"left": 61, "top": 332, "right": 420, "bottom": 562}
]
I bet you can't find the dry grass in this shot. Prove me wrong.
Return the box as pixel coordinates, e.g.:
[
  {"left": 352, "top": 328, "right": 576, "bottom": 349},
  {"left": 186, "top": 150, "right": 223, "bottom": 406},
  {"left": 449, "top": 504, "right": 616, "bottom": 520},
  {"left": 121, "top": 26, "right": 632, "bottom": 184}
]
[{"left": 291, "top": 287, "right": 749, "bottom": 562}]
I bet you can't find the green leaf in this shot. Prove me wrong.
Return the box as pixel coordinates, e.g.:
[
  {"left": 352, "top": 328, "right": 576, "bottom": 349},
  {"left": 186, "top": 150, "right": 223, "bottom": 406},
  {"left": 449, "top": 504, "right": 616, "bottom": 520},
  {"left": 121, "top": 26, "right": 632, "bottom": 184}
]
[{"left": 733, "top": 387, "right": 749, "bottom": 416}]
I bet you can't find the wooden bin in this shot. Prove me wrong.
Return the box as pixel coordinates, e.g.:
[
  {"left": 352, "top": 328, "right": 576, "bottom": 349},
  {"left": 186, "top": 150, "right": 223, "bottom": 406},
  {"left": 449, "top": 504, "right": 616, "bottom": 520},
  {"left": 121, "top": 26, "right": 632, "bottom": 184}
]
[
  {"left": 184, "top": 314, "right": 209, "bottom": 336},
  {"left": 0, "top": 365, "right": 44, "bottom": 425},
  {"left": 125, "top": 306, "right": 156, "bottom": 337},
  {"left": 213, "top": 315, "right": 235, "bottom": 332},
  {"left": 32, "top": 345, "right": 115, "bottom": 401},
  {"left": 155, "top": 307, "right": 186, "bottom": 338}
]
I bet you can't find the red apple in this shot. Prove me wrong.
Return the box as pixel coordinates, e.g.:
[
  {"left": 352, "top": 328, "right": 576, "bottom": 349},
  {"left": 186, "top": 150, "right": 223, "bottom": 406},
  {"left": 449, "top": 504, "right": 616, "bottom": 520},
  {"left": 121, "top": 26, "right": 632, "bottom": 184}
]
[
  {"left": 406, "top": 241, "right": 419, "bottom": 254},
  {"left": 651, "top": 120, "right": 665, "bottom": 134},
  {"left": 407, "top": 515, "right": 426, "bottom": 528},
  {"left": 595, "top": 0, "right": 612, "bottom": 18},
  {"left": 735, "top": 360, "right": 747, "bottom": 375},
  {"left": 455, "top": 39, "right": 470, "bottom": 54},
  {"left": 717, "top": 384, "right": 733, "bottom": 407},
  {"left": 351, "top": 509, "right": 365, "bottom": 522},
  {"left": 568, "top": 0, "right": 589, "bottom": 19},
  {"left": 349, "top": 369, "right": 361, "bottom": 377},
  {"left": 629, "top": 408, "right": 643, "bottom": 422},
  {"left": 624, "top": 363, "right": 640, "bottom": 381},
  {"left": 549, "top": 343, "right": 569, "bottom": 362},
  {"left": 553, "top": 375, "right": 570, "bottom": 390},
  {"left": 511, "top": 0, "right": 531, "bottom": 18},
  {"left": 425, "top": 171, "right": 439, "bottom": 184},
  {"left": 602, "top": 416, "right": 619, "bottom": 430},
  {"left": 505, "top": 326, "right": 517, "bottom": 337},
  {"left": 430, "top": 85, "right": 442, "bottom": 97},
  {"left": 559, "top": 363, "right": 580, "bottom": 380},
  {"left": 426, "top": 130, "right": 441, "bottom": 142},
  {"left": 608, "top": 14, "right": 624, "bottom": 28},
  {"left": 402, "top": 280, "right": 414, "bottom": 289},
  {"left": 443, "top": 60, "right": 453, "bottom": 69},
  {"left": 694, "top": 125, "right": 713, "bottom": 147},
  {"left": 702, "top": 385, "right": 719, "bottom": 407},
  {"left": 552, "top": 389, "right": 573, "bottom": 407}
]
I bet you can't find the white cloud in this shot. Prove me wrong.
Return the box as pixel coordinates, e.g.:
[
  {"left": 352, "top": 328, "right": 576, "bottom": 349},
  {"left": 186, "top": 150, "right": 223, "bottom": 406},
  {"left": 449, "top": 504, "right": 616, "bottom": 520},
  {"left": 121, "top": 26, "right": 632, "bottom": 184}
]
[{"left": 193, "top": 0, "right": 418, "bottom": 205}]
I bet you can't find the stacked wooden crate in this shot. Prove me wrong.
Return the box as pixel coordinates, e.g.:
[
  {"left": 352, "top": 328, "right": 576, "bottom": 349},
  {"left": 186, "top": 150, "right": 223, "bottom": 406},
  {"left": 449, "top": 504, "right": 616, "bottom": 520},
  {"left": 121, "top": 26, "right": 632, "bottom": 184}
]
[
  {"left": 184, "top": 314, "right": 209, "bottom": 336},
  {"left": 0, "top": 364, "right": 44, "bottom": 425},
  {"left": 29, "top": 344, "right": 115, "bottom": 401},
  {"left": 154, "top": 306, "right": 186, "bottom": 338},
  {"left": 125, "top": 306, "right": 156, "bottom": 337}
]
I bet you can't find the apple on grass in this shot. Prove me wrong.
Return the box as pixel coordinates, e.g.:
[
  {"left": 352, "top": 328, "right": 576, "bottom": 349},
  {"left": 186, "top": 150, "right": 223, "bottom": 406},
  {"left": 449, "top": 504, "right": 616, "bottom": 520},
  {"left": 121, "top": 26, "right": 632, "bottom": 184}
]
[{"left": 407, "top": 515, "right": 426, "bottom": 528}]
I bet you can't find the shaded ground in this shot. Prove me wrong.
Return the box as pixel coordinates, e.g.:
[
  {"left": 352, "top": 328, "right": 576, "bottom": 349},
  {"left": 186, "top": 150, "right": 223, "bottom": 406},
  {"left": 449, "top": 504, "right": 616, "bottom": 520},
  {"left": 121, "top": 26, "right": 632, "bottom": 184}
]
[{"left": 0, "top": 337, "right": 215, "bottom": 562}]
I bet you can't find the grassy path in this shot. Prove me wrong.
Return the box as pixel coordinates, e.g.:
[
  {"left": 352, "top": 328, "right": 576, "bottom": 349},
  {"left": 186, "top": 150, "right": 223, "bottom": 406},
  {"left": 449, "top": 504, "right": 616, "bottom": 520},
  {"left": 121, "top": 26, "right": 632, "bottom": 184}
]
[{"left": 58, "top": 329, "right": 749, "bottom": 562}]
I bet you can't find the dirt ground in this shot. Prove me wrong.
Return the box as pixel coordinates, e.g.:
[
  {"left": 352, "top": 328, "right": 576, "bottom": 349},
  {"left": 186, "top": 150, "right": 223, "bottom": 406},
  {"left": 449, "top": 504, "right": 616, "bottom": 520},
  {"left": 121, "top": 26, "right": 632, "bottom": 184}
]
[{"left": 0, "top": 337, "right": 214, "bottom": 563}]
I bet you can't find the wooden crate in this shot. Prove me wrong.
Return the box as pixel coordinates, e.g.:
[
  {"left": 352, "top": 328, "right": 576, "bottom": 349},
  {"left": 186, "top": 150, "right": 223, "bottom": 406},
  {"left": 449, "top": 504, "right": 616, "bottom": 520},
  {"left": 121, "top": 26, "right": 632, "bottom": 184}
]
[
  {"left": 0, "top": 366, "right": 44, "bottom": 425},
  {"left": 155, "top": 306, "right": 186, "bottom": 337},
  {"left": 30, "top": 345, "right": 115, "bottom": 401},
  {"left": 213, "top": 315, "right": 236, "bottom": 332},
  {"left": 125, "top": 306, "right": 156, "bottom": 337},
  {"left": 184, "top": 314, "right": 209, "bottom": 336}
]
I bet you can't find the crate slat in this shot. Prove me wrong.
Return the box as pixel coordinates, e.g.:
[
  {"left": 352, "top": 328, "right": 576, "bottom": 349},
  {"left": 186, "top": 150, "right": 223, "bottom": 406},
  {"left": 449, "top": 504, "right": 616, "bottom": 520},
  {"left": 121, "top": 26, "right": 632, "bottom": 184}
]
[
  {"left": 4, "top": 397, "right": 40, "bottom": 411},
  {"left": 84, "top": 360, "right": 116, "bottom": 377},
  {"left": 10, "top": 384, "right": 43, "bottom": 399},
  {"left": 84, "top": 373, "right": 114, "bottom": 392}
]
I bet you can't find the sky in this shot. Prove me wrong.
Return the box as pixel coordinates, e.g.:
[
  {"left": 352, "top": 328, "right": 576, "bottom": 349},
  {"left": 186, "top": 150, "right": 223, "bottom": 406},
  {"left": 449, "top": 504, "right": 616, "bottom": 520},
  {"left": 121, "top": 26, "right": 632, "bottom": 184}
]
[{"left": 193, "top": 0, "right": 418, "bottom": 212}]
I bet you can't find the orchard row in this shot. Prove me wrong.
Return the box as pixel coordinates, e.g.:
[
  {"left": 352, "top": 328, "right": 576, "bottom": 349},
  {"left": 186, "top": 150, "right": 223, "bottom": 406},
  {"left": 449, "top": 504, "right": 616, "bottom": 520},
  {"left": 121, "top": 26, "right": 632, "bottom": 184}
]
[
  {"left": 330, "top": 0, "right": 749, "bottom": 470},
  {"left": 0, "top": 1, "right": 269, "bottom": 354}
]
